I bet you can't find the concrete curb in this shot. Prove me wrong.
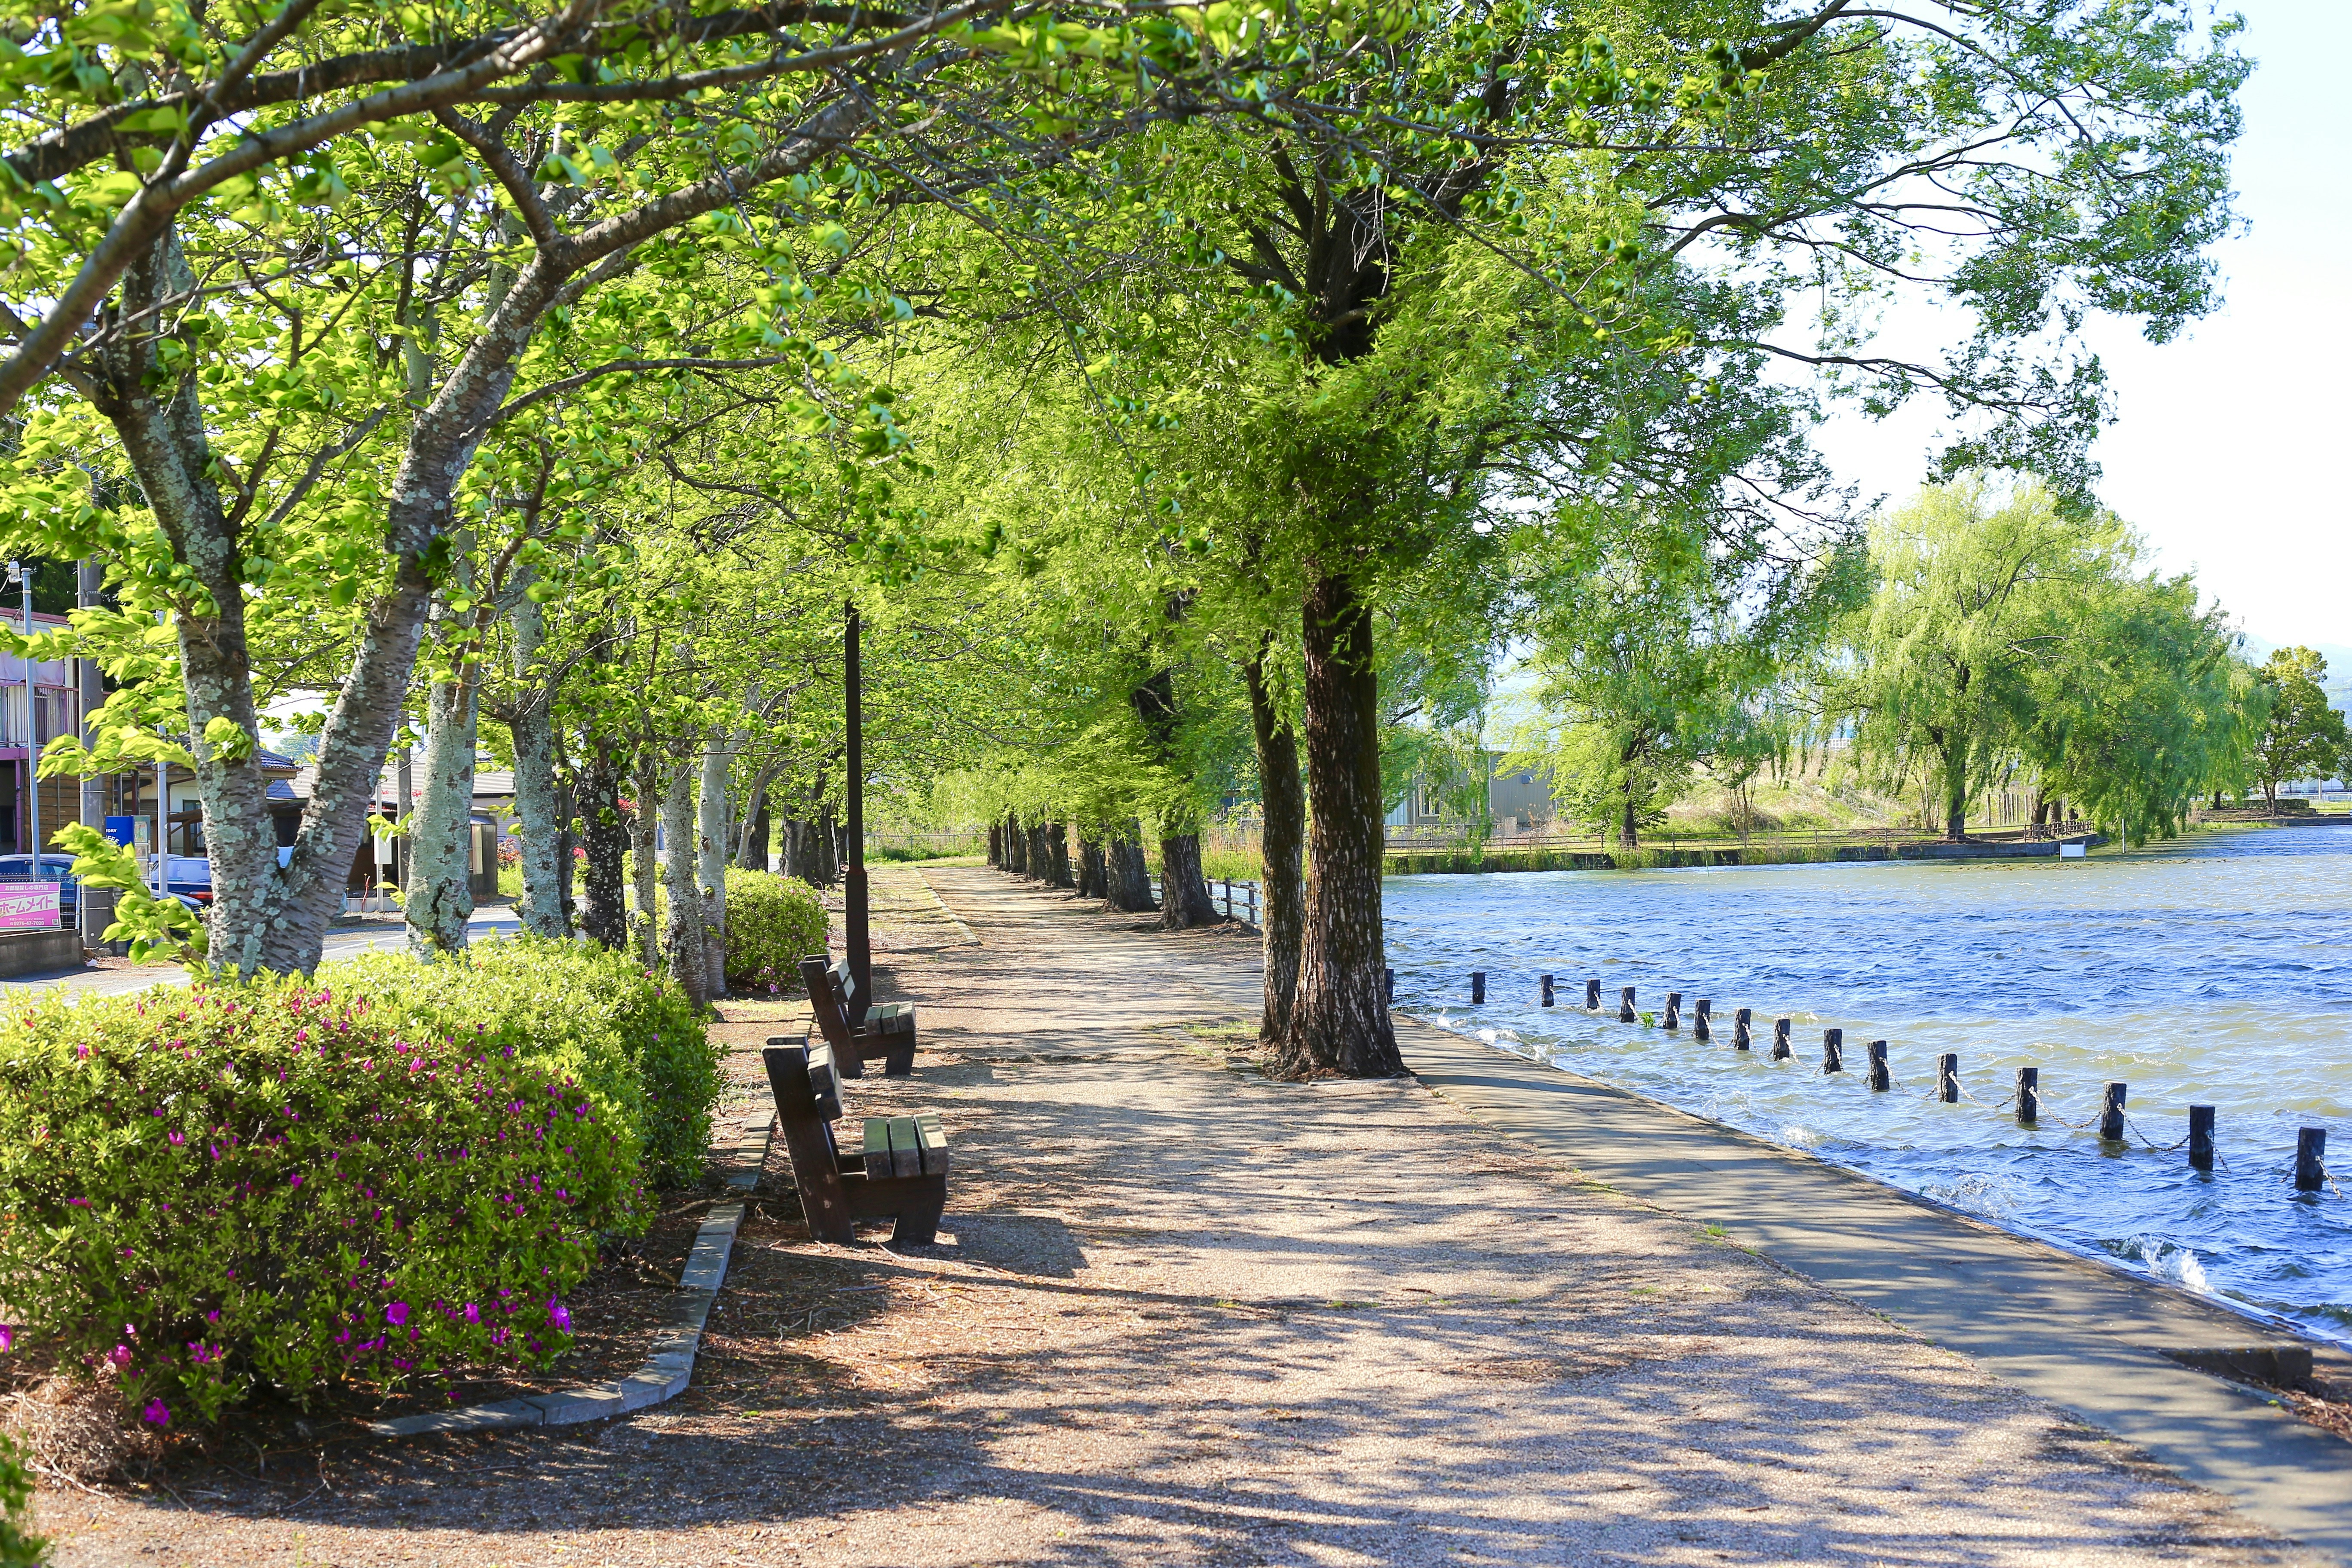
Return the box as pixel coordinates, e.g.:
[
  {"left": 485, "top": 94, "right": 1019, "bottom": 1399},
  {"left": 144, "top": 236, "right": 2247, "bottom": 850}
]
[{"left": 365, "top": 1110, "right": 773, "bottom": 1439}]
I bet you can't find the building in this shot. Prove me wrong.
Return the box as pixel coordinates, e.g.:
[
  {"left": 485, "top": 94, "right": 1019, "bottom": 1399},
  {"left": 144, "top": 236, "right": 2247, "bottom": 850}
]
[{"left": 1384, "top": 751, "right": 1558, "bottom": 834}]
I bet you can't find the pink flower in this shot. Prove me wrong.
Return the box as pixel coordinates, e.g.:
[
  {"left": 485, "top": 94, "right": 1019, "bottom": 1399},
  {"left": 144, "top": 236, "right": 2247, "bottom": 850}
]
[
  {"left": 0, "top": 1324, "right": 12, "bottom": 1352},
  {"left": 385, "top": 1302, "right": 410, "bottom": 1327},
  {"left": 107, "top": 1344, "right": 132, "bottom": 1370},
  {"left": 141, "top": 1398, "right": 169, "bottom": 1427}
]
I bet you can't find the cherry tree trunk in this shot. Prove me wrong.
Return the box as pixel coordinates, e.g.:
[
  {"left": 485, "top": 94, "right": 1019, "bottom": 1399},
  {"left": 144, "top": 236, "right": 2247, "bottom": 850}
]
[
  {"left": 1047, "top": 823, "right": 1074, "bottom": 888},
  {"left": 631, "top": 753, "right": 661, "bottom": 965},
  {"left": 697, "top": 736, "right": 733, "bottom": 998},
  {"left": 660, "top": 750, "right": 708, "bottom": 1008},
  {"left": 1273, "top": 572, "right": 1403, "bottom": 1078},
  {"left": 1106, "top": 825, "right": 1153, "bottom": 912},
  {"left": 576, "top": 744, "right": 629, "bottom": 950},
  {"left": 987, "top": 821, "right": 1003, "bottom": 868},
  {"left": 405, "top": 665, "right": 478, "bottom": 957},
  {"left": 507, "top": 583, "right": 568, "bottom": 938},
  {"left": 1158, "top": 834, "right": 1219, "bottom": 929},
  {"left": 1246, "top": 646, "right": 1306, "bottom": 1045}
]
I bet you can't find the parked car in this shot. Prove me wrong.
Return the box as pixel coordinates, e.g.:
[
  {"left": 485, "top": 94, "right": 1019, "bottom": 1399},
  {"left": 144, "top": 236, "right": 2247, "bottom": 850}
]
[
  {"left": 163, "top": 855, "right": 213, "bottom": 910},
  {"left": 0, "top": 853, "right": 78, "bottom": 923}
]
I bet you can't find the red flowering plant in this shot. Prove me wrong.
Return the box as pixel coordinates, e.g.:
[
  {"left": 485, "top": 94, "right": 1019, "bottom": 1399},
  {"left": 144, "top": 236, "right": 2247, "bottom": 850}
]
[{"left": 0, "top": 977, "right": 641, "bottom": 1426}]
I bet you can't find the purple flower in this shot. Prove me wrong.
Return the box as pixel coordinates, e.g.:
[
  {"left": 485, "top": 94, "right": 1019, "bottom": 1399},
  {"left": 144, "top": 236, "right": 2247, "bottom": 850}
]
[
  {"left": 385, "top": 1302, "right": 410, "bottom": 1328},
  {"left": 107, "top": 1344, "right": 132, "bottom": 1370},
  {"left": 548, "top": 1300, "right": 572, "bottom": 1333},
  {"left": 141, "top": 1398, "right": 170, "bottom": 1427},
  {"left": 289, "top": 1173, "right": 304, "bottom": 1189},
  {"left": 0, "top": 1324, "right": 12, "bottom": 1352},
  {"left": 462, "top": 1303, "right": 480, "bottom": 1325}
]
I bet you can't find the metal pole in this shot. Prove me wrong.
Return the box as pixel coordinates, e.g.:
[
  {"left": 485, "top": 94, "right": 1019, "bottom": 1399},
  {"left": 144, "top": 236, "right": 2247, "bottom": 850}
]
[
  {"left": 21, "top": 564, "right": 34, "bottom": 873},
  {"left": 844, "top": 600, "right": 870, "bottom": 1003},
  {"left": 76, "top": 560, "right": 104, "bottom": 945}
]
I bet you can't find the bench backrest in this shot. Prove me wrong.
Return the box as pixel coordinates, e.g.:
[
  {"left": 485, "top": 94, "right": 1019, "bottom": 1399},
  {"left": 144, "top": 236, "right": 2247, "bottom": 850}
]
[
  {"left": 827, "top": 959, "right": 861, "bottom": 1012},
  {"left": 761, "top": 1034, "right": 855, "bottom": 1237},
  {"left": 799, "top": 954, "right": 856, "bottom": 1050}
]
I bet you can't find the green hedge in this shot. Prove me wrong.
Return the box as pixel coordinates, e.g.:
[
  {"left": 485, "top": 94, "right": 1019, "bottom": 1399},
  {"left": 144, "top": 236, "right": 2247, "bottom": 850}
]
[
  {"left": 724, "top": 869, "right": 830, "bottom": 995},
  {"left": 0, "top": 1433, "right": 41, "bottom": 1566},
  {"left": 0, "top": 978, "right": 639, "bottom": 1427},
  {"left": 329, "top": 935, "right": 717, "bottom": 1187}
]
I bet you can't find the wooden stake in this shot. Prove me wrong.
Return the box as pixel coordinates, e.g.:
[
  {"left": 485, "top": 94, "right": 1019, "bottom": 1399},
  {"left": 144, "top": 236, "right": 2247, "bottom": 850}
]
[
  {"left": 1585, "top": 978, "right": 1601, "bottom": 1011},
  {"left": 2098, "top": 1082, "right": 2125, "bottom": 1142},
  {"left": 1664, "top": 992, "right": 1682, "bottom": 1030},
  {"left": 1822, "top": 1028, "right": 1842, "bottom": 1073},
  {"left": 2297, "top": 1127, "right": 2327, "bottom": 1192},
  {"left": 1694, "top": 999, "right": 1712, "bottom": 1042},
  {"left": 1733, "top": 1007, "right": 1752, "bottom": 1051},
  {"left": 2189, "top": 1105, "right": 2214, "bottom": 1172},
  {"left": 1938, "top": 1053, "right": 1959, "bottom": 1103},
  {"left": 1770, "top": 1017, "right": 1792, "bottom": 1061},
  {"left": 1618, "top": 985, "right": 1636, "bottom": 1022},
  {"left": 1540, "top": 974, "right": 1555, "bottom": 1007},
  {"left": 1867, "top": 1041, "right": 1890, "bottom": 1092},
  {"left": 2016, "top": 1067, "right": 2039, "bottom": 1126},
  {"left": 1471, "top": 971, "right": 1485, "bottom": 1005}
]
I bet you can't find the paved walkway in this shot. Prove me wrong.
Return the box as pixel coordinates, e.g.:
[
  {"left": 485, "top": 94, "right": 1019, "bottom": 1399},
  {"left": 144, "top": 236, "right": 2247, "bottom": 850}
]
[{"left": 29, "top": 867, "right": 2326, "bottom": 1565}]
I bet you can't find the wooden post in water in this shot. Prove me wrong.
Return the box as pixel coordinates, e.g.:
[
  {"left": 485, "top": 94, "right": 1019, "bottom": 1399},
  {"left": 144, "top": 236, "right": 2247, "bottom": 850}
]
[
  {"left": 1618, "top": 986, "right": 1636, "bottom": 1022},
  {"left": 1770, "top": 1017, "right": 1792, "bottom": 1061},
  {"left": 1867, "top": 1041, "right": 1890, "bottom": 1092},
  {"left": 2016, "top": 1067, "right": 2039, "bottom": 1126},
  {"left": 2188, "top": 1105, "right": 2215, "bottom": 1172},
  {"left": 2296, "top": 1127, "right": 2327, "bottom": 1192},
  {"left": 1585, "top": 979, "right": 1601, "bottom": 1011},
  {"left": 1664, "top": 992, "right": 1682, "bottom": 1030},
  {"left": 1694, "top": 1000, "right": 1712, "bottom": 1042},
  {"left": 1540, "top": 974, "right": 1555, "bottom": 1008},
  {"left": 1733, "top": 1008, "right": 1752, "bottom": 1051},
  {"left": 1470, "top": 971, "right": 1485, "bottom": 1005},
  {"left": 2098, "top": 1082, "right": 2125, "bottom": 1142},
  {"left": 1937, "top": 1053, "right": 1959, "bottom": 1103},
  {"left": 1822, "top": 1028, "right": 1843, "bottom": 1073}
]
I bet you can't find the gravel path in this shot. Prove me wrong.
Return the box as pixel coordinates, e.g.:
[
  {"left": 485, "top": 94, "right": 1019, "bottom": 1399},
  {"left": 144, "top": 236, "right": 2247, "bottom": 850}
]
[{"left": 29, "top": 866, "right": 2316, "bottom": 1565}]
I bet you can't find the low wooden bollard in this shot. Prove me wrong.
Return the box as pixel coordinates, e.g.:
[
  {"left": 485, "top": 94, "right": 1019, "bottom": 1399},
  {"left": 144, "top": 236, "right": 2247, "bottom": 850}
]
[
  {"left": 1733, "top": 1007, "right": 1753, "bottom": 1051},
  {"left": 1585, "top": 979, "right": 1601, "bottom": 1011},
  {"left": 1663, "top": 992, "right": 1682, "bottom": 1030},
  {"left": 2297, "top": 1127, "right": 2328, "bottom": 1192},
  {"left": 1694, "top": 999, "right": 1712, "bottom": 1042},
  {"left": 2016, "top": 1067, "right": 2039, "bottom": 1126},
  {"left": 1618, "top": 986, "right": 1636, "bottom": 1023},
  {"left": 1471, "top": 971, "right": 1486, "bottom": 1005},
  {"left": 1867, "top": 1041, "right": 1890, "bottom": 1091},
  {"left": 1770, "top": 1017, "right": 1792, "bottom": 1061},
  {"left": 1937, "top": 1053, "right": 1959, "bottom": 1103},
  {"left": 2098, "top": 1082, "right": 2125, "bottom": 1142},
  {"left": 2189, "top": 1105, "right": 2215, "bottom": 1172},
  {"left": 1822, "top": 1028, "right": 1843, "bottom": 1073},
  {"left": 1540, "top": 974, "right": 1555, "bottom": 1007}
]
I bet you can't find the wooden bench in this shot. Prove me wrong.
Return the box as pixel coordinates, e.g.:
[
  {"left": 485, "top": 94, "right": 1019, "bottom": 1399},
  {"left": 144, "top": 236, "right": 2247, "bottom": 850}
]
[
  {"left": 799, "top": 954, "right": 917, "bottom": 1079},
  {"left": 761, "top": 1035, "right": 949, "bottom": 1246}
]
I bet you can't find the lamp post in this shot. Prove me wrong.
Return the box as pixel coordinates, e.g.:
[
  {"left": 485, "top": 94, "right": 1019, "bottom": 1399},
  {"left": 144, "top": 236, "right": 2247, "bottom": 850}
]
[{"left": 843, "top": 600, "right": 870, "bottom": 1002}]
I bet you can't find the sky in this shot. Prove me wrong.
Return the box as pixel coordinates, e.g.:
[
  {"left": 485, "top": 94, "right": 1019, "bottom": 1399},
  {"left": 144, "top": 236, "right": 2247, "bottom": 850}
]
[{"left": 1806, "top": 0, "right": 2352, "bottom": 670}]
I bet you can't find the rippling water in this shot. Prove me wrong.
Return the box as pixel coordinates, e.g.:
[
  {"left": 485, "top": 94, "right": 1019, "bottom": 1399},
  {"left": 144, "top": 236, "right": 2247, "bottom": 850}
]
[{"left": 1382, "top": 826, "right": 2352, "bottom": 1341}]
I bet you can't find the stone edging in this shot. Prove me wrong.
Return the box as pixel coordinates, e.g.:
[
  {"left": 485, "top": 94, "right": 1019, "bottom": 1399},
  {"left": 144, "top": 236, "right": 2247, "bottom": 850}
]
[{"left": 366, "top": 1109, "right": 774, "bottom": 1438}]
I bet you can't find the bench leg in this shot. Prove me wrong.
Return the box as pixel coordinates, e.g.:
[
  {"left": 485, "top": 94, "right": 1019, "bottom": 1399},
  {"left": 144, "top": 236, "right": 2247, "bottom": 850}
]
[
  {"left": 834, "top": 1044, "right": 867, "bottom": 1080},
  {"left": 888, "top": 1181, "right": 947, "bottom": 1248},
  {"left": 882, "top": 1037, "right": 916, "bottom": 1077}
]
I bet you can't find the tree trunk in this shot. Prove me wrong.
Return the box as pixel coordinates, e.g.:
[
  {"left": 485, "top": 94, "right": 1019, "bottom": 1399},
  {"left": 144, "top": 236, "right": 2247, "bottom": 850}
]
[
  {"left": 1158, "top": 834, "right": 1219, "bottom": 928},
  {"left": 1273, "top": 571, "right": 1403, "bottom": 1079},
  {"left": 1027, "top": 822, "right": 1051, "bottom": 881},
  {"left": 404, "top": 662, "right": 478, "bottom": 957},
  {"left": 1617, "top": 784, "right": 1638, "bottom": 851},
  {"left": 1945, "top": 741, "right": 1969, "bottom": 842},
  {"left": 577, "top": 744, "right": 629, "bottom": 949},
  {"left": 1076, "top": 833, "right": 1106, "bottom": 899},
  {"left": 631, "top": 753, "right": 661, "bottom": 965},
  {"left": 660, "top": 751, "right": 707, "bottom": 1008},
  {"left": 746, "top": 795, "right": 772, "bottom": 871},
  {"left": 987, "top": 821, "right": 1003, "bottom": 868},
  {"left": 1047, "top": 822, "right": 1074, "bottom": 888},
  {"left": 697, "top": 736, "right": 732, "bottom": 999},
  {"left": 1005, "top": 814, "right": 1028, "bottom": 875},
  {"left": 507, "top": 583, "right": 568, "bottom": 938},
  {"left": 816, "top": 807, "right": 839, "bottom": 885},
  {"left": 1246, "top": 643, "right": 1305, "bottom": 1046},
  {"left": 1106, "top": 824, "right": 1154, "bottom": 912}
]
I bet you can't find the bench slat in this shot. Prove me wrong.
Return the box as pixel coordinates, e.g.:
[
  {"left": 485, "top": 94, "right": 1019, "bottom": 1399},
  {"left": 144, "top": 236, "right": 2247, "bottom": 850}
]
[
  {"left": 862, "top": 1118, "right": 890, "bottom": 1179},
  {"left": 805, "top": 1041, "right": 844, "bottom": 1121},
  {"left": 914, "top": 1112, "right": 950, "bottom": 1178},
  {"left": 885, "top": 1116, "right": 922, "bottom": 1179}
]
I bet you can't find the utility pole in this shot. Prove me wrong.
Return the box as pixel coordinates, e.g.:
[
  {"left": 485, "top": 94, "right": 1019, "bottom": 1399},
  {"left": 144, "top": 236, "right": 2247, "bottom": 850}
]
[
  {"left": 844, "top": 601, "right": 870, "bottom": 1002},
  {"left": 76, "top": 560, "right": 107, "bottom": 944}
]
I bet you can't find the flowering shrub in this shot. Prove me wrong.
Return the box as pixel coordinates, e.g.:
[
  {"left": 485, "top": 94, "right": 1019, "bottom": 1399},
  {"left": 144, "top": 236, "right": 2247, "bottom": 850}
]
[
  {"left": 327, "top": 936, "right": 717, "bottom": 1186},
  {"left": 724, "top": 869, "right": 830, "bottom": 995},
  {"left": 0, "top": 1432, "right": 42, "bottom": 1566},
  {"left": 0, "top": 978, "right": 638, "bottom": 1426}
]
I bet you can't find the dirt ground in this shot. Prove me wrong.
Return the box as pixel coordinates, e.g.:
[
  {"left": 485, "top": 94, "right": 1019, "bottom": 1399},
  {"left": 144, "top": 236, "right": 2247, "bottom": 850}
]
[{"left": 25, "top": 865, "right": 2318, "bottom": 1566}]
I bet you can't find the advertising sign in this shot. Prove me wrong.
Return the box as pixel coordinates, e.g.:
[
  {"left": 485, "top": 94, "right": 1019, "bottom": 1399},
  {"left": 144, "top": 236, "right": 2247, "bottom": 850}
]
[{"left": 0, "top": 882, "right": 60, "bottom": 931}]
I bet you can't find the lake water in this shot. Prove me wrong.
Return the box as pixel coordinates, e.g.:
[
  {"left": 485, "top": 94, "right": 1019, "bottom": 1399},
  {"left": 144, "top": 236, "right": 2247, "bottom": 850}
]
[{"left": 1382, "top": 826, "right": 2352, "bottom": 1344}]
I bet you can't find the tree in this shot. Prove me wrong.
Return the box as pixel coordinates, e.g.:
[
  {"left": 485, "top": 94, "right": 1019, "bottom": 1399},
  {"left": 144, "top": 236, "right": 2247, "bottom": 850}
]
[{"left": 2249, "top": 647, "right": 2347, "bottom": 811}]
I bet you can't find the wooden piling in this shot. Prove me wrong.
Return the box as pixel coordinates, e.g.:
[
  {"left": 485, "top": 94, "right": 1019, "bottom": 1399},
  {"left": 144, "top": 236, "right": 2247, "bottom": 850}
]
[
  {"left": 1470, "top": 971, "right": 1485, "bottom": 1005},
  {"left": 2098, "top": 1082, "right": 2125, "bottom": 1142},
  {"left": 1867, "top": 1041, "right": 1890, "bottom": 1092},
  {"left": 1618, "top": 986, "right": 1636, "bottom": 1023},
  {"left": 1585, "top": 978, "right": 1601, "bottom": 1011},
  {"left": 1693, "top": 999, "right": 1712, "bottom": 1042},
  {"left": 1822, "top": 1028, "right": 1843, "bottom": 1073},
  {"left": 2016, "top": 1067, "right": 2039, "bottom": 1126},
  {"left": 2188, "top": 1105, "right": 2215, "bottom": 1172},
  {"left": 1733, "top": 1007, "right": 1752, "bottom": 1051},
  {"left": 1664, "top": 992, "right": 1682, "bottom": 1030},
  {"left": 1937, "top": 1053, "right": 1959, "bottom": 1103},
  {"left": 1540, "top": 974, "right": 1555, "bottom": 1008},
  {"left": 1770, "top": 1017, "right": 1792, "bottom": 1061},
  {"left": 2297, "top": 1127, "right": 2327, "bottom": 1192}
]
